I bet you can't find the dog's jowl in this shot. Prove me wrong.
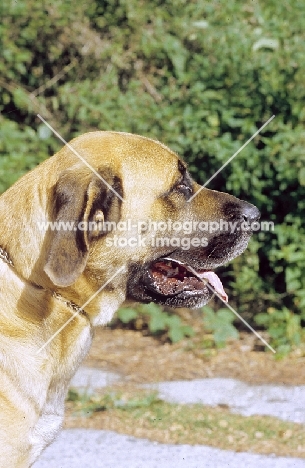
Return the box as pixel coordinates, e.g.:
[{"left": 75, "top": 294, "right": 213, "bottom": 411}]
[{"left": 0, "top": 132, "right": 259, "bottom": 467}]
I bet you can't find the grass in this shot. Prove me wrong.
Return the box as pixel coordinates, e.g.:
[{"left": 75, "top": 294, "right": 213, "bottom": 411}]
[{"left": 65, "top": 386, "right": 305, "bottom": 458}]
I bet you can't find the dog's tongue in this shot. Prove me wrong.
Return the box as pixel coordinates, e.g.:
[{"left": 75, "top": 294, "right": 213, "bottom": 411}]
[
  {"left": 160, "top": 258, "right": 228, "bottom": 302},
  {"left": 197, "top": 271, "right": 228, "bottom": 302}
]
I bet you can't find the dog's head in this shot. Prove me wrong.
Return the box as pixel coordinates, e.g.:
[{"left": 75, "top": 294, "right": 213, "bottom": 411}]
[{"left": 40, "top": 131, "right": 259, "bottom": 311}]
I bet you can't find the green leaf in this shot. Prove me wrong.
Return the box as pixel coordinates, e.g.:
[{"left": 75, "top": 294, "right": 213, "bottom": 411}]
[
  {"left": 181, "top": 325, "right": 195, "bottom": 337},
  {"left": 168, "top": 326, "right": 185, "bottom": 343},
  {"left": 117, "top": 308, "right": 138, "bottom": 323},
  {"left": 149, "top": 312, "right": 168, "bottom": 333},
  {"left": 214, "top": 324, "right": 239, "bottom": 347},
  {"left": 217, "top": 309, "right": 235, "bottom": 323},
  {"left": 12, "top": 88, "right": 29, "bottom": 110},
  {"left": 202, "top": 307, "right": 239, "bottom": 346},
  {"left": 141, "top": 303, "right": 163, "bottom": 316},
  {"left": 298, "top": 167, "right": 305, "bottom": 186}
]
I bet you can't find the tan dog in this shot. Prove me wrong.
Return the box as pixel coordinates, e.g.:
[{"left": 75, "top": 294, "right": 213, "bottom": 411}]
[{"left": 0, "top": 132, "right": 259, "bottom": 467}]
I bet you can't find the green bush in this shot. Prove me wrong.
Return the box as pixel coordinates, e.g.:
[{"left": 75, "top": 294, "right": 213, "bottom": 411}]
[
  {"left": 255, "top": 307, "right": 304, "bottom": 356},
  {"left": 116, "top": 304, "right": 194, "bottom": 343},
  {"left": 1, "top": 0, "right": 304, "bottom": 335},
  {"left": 202, "top": 306, "right": 239, "bottom": 348}
]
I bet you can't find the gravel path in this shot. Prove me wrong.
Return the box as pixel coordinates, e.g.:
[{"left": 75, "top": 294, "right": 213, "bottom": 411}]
[
  {"left": 33, "top": 367, "right": 305, "bottom": 468},
  {"left": 34, "top": 429, "right": 304, "bottom": 468},
  {"left": 148, "top": 378, "right": 305, "bottom": 424},
  {"left": 70, "top": 366, "right": 305, "bottom": 423}
]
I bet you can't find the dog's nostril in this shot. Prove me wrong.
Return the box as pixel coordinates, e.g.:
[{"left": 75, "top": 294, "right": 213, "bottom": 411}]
[{"left": 241, "top": 202, "right": 260, "bottom": 223}]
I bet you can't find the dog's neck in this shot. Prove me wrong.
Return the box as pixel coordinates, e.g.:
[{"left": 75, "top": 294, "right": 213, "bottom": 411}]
[{"left": 0, "top": 246, "right": 86, "bottom": 317}]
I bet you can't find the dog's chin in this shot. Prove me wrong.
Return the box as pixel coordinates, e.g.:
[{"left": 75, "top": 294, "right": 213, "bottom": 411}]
[{"left": 126, "top": 256, "right": 228, "bottom": 309}]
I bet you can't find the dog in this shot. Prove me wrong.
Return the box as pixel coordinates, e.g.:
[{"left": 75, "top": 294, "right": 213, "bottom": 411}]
[{"left": 0, "top": 131, "right": 259, "bottom": 467}]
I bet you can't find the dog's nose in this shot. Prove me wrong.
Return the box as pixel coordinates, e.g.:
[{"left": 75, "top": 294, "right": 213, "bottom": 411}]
[{"left": 240, "top": 202, "right": 260, "bottom": 223}]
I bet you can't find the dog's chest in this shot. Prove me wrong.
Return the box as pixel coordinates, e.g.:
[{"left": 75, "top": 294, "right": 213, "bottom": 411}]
[{"left": 29, "top": 324, "right": 93, "bottom": 463}]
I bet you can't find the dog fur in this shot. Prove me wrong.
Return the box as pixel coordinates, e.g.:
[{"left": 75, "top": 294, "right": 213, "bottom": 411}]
[{"left": 0, "top": 132, "right": 259, "bottom": 466}]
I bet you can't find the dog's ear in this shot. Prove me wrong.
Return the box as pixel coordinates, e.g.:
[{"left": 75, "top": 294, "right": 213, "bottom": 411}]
[{"left": 44, "top": 168, "right": 122, "bottom": 287}]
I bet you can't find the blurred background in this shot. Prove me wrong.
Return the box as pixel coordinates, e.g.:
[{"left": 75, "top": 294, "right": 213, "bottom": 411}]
[{"left": 1, "top": 0, "right": 305, "bottom": 354}]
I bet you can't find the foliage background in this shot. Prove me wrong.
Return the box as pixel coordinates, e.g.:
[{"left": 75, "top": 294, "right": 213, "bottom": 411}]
[{"left": 0, "top": 0, "right": 304, "bottom": 340}]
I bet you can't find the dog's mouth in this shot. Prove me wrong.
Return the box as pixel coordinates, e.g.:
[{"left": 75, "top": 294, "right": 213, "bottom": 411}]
[{"left": 143, "top": 257, "right": 228, "bottom": 302}]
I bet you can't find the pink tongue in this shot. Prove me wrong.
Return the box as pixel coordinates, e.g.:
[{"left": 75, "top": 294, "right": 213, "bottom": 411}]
[{"left": 198, "top": 271, "right": 228, "bottom": 302}]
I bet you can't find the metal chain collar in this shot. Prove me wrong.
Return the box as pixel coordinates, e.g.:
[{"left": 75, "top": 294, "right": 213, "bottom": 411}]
[
  {"left": 51, "top": 291, "right": 85, "bottom": 315},
  {"left": 0, "top": 247, "right": 14, "bottom": 267}
]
